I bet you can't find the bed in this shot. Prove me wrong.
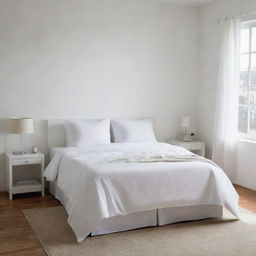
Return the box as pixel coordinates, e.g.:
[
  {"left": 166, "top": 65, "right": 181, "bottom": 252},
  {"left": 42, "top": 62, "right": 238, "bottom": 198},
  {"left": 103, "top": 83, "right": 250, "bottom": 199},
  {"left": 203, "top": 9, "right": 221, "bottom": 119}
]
[{"left": 44, "top": 119, "right": 239, "bottom": 242}]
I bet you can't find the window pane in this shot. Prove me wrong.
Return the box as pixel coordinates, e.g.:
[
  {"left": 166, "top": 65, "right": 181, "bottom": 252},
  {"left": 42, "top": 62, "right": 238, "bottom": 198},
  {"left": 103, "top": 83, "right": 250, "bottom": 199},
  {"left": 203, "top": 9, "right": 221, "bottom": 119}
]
[
  {"left": 240, "top": 54, "right": 249, "bottom": 71},
  {"left": 239, "top": 89, "right": 249, "bottom": 105},
  {"left": 252, "top": 27, "right": 256, "bottom": 52},
  {"left": 251, "top": 54, "right": 256, "bottom": 70},
  {"left": 249, "top": 107, "right": 256, "bottom": 135},
  {"left": 239, "top": 71, "right": 249, "bottom": 105},
  {"left": 241, "top": 29, "right": 250, "bottom": 53},
  {"left": 250, "top": 94, "right": 256, "bottom": 105},
  {"left": 249, "top": 86, "right": 256, "bottom": 105},
  {"left": 251, "top": 70, "right": 256, "bottom": 88},
  {"left": 240, "top": 71, "right": 249, "bottom": 87},
  {"left": 238, "top": 106, "right": 248, "bottom": 133}
]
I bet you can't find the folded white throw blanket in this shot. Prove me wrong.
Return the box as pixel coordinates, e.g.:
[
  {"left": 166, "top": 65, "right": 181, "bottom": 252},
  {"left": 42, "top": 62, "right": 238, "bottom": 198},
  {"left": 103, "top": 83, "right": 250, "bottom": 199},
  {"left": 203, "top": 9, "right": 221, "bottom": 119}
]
[{"left": 110, "top": 154, "right": 216, "bottom": 165}]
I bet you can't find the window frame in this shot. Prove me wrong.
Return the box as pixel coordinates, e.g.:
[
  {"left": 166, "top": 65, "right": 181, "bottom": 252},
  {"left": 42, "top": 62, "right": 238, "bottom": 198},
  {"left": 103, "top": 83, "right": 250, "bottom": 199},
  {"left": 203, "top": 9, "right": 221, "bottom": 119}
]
[{"left": 238, "top": 20, "right": 256, "bottom": 141}]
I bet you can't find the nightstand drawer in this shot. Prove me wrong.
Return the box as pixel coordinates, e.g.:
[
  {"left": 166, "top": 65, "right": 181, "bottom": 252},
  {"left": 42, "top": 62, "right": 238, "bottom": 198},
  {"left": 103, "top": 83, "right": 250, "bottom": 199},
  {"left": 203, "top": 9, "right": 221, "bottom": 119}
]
[{"left": 12, "top": 158, "right": 41, "bottom": 166}]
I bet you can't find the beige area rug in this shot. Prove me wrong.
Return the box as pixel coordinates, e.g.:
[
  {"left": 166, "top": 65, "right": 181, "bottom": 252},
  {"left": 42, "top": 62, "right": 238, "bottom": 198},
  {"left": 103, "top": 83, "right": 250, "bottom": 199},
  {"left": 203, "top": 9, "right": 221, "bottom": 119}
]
[{"left": 23, "top": 206, "right": 256, "bottom": 256}]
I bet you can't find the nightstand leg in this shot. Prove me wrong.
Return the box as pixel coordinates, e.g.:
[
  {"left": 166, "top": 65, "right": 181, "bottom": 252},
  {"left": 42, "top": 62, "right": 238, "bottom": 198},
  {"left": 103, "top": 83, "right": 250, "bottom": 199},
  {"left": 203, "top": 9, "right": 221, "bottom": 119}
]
[
  {"left": 41, "top": 158, "right": 45, "bottom": 197},
  {"left": 9, "top": 192, "right": 12, "bottom": 200}
]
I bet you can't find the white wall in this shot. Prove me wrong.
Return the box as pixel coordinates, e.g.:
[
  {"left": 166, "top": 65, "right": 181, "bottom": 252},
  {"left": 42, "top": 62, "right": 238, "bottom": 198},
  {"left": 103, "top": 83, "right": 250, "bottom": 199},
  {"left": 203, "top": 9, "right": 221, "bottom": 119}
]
[
  {"left": 0, "top": 0, "right": 199, "bottom": 190},
  {"left": 199, "top": 0, "right": 256, "bottom": 189}
]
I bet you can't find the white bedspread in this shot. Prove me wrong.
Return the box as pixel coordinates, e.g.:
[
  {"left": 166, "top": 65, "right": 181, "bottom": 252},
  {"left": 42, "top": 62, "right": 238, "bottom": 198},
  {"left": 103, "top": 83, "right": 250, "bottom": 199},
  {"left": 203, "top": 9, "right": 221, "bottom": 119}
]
[{"left": 44, "top": 143, "right": 239, "bottom": 242}]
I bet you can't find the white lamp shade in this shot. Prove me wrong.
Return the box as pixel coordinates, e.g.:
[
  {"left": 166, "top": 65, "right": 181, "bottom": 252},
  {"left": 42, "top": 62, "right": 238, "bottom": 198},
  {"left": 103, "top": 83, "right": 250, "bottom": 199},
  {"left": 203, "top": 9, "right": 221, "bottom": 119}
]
[
  {"left": 180, "top": 116, "right": 191, "bottom": 128},
  {"left": 10, "top": 117, "right": 34, "bottom": 134}
]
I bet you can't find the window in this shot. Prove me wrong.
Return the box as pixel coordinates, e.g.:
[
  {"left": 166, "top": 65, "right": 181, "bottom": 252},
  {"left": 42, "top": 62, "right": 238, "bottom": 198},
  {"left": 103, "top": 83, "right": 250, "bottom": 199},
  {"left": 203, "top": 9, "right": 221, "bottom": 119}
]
[{"left": 238, "top": 21, "right": 256, "bottom": 138}]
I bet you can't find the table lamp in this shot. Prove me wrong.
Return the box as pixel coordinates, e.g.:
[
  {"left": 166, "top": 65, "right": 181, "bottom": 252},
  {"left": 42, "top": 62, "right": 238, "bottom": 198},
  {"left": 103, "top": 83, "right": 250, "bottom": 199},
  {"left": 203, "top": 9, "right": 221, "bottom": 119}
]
[
  {"left": 9, "top": 117, "right": 34, "bottom": 154},
  {"left": 180, "top": 115, "right": 191, "bottom": 142}
]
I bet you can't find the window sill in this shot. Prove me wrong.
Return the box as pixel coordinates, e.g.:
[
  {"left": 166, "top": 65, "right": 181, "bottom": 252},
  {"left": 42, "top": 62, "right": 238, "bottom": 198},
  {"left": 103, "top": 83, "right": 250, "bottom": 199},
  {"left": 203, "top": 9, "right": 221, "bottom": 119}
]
[{"left": 237, "top": 138, "right": 256, "bottom": 144}]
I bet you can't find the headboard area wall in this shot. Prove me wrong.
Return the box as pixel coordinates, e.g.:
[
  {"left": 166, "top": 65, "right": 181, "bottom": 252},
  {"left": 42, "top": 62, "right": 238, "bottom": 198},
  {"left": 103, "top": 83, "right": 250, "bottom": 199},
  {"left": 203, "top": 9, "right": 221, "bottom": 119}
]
[{"left": 0, "top": 0, "right": 199, "bottom": 190}]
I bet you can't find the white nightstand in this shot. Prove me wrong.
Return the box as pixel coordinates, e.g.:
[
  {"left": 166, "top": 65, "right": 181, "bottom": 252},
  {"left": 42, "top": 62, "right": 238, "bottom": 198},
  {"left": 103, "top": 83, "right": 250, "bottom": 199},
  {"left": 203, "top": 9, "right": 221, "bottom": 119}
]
[
  {"left": 5, "top": 153, "right": 45, "bottom": 200},
  {"left": 169, "top": 140, "right": 205, "bottom": 157}
]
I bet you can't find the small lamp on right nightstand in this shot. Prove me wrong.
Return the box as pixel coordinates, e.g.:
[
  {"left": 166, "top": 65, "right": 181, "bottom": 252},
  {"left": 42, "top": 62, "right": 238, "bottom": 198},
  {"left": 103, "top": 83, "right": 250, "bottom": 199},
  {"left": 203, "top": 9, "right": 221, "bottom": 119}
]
[{"left": 180, "top": 115, "right": 191, "bottom": 142}]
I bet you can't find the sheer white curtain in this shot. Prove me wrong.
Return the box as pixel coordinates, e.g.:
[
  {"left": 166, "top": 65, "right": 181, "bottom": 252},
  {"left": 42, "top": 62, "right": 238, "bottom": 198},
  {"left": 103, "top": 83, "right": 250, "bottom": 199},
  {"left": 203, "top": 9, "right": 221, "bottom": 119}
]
[{"left": 212, "top": 17, "right": 241, "bottom": 180}]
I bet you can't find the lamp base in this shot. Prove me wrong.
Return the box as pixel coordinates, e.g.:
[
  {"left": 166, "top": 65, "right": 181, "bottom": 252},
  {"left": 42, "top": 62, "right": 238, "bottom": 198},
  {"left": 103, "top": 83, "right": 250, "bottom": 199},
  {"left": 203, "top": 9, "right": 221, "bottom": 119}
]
[
  {"left": 182, "top": 128, "right": 191, "bottom": 142},
  {"left": 12, "top": 151, "right": 26, "bottom": 155}
]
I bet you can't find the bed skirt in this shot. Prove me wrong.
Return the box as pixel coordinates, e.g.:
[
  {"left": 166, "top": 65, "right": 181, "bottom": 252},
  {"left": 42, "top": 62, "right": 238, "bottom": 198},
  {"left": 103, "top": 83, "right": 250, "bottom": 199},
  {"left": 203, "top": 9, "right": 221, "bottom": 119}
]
[{"left": 49, "top": 181, "right": 223, "bottom": 236}]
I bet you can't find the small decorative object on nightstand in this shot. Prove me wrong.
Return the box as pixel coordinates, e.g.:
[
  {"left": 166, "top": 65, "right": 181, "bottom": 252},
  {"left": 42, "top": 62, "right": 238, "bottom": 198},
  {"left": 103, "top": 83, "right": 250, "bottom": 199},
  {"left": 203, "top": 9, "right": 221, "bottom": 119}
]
[
  {"left": 32, "top": 146, "right": 38, "bottom": 153},
  {"left": 5, "top": 152, "right": 45, "bottom": 200},
  {"left": 169, "top": 140, "right": 205, "bottom": 157}
]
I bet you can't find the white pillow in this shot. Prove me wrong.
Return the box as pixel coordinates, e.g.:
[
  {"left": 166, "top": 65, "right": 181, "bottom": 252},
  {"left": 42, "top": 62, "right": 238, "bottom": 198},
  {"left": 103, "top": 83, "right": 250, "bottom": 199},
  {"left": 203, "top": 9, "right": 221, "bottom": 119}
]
[
  {"left": 64, "top": 119, "right": 110, "bottom": 147},
  {"left": 111, "top": 119, "right": 157, "bottom": 143}
]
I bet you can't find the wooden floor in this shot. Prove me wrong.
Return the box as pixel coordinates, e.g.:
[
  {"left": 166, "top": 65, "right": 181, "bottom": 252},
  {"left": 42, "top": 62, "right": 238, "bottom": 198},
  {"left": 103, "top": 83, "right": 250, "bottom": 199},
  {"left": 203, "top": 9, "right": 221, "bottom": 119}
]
[
  {"left": 0, "top": 185, "right": 256, "bottom": 255},
  {"left": 0, "top": 191, "right": 60, "bottom": 256}
]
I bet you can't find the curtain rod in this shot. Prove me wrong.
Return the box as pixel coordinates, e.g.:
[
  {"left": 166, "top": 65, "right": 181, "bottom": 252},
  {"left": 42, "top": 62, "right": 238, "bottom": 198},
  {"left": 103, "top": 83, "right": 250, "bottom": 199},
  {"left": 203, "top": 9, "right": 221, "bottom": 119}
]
[{"left": 218, "top": 10, "right": 256, "bottom": 23}]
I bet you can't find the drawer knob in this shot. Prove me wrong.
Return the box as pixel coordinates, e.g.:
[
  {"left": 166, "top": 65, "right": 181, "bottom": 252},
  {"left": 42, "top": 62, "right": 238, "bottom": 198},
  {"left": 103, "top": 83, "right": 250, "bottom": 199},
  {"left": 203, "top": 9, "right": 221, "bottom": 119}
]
[{"left": 25, "top": 160, "right": 29, "bottom": 163}]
